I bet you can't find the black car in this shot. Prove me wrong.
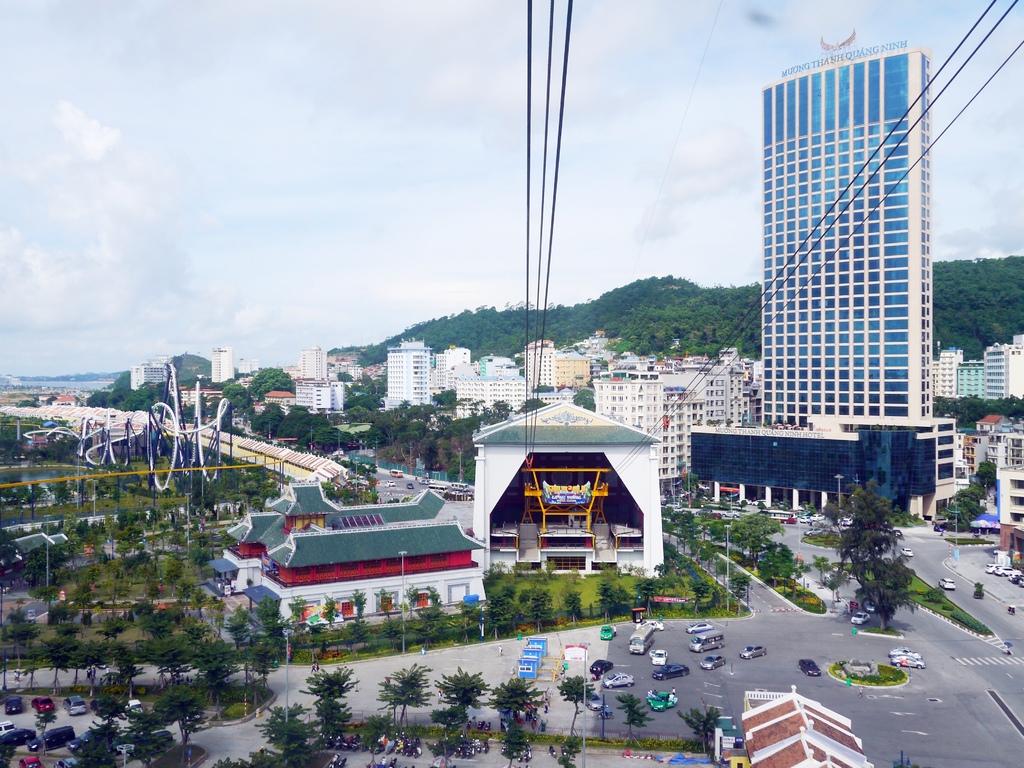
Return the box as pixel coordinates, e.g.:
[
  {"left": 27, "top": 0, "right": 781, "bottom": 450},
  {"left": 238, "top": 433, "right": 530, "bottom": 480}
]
[
  {"left": 589, "top": 659, "right": 614, "bottom": 677},
  {"left": 652, "top": 663, "right": 689, "bottom": 680},
  {"left": 4, "top": 696, "right": 22, "bottom": 715},
  {"left": 799, "top": 659, "right": 821, "bottom": 677},
  {"left": 0, "top": 729, "right": 37, "bottom": 747},
  {"left": 67, "top": 730, "right": 94, "bottom": 754}
]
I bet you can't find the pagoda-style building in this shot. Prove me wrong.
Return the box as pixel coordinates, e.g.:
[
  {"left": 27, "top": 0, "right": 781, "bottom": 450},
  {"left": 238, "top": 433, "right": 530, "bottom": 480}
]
[{"left": 219, "top": 482, "right": 484, "bottom": 620}]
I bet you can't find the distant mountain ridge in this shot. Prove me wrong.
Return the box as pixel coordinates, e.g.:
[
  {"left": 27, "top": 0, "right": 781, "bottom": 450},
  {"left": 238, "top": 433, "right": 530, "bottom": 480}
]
[{"left": 337, "top": 256, "right": 1024, "bottom": 366}]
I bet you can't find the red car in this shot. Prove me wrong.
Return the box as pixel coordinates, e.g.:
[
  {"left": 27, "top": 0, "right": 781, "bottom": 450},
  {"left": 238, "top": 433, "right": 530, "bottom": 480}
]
[
  {"left": 30, "top": 697, "right": 54, "bottom": 713},
  {"left": 19, "top": 757, "right": 42, "bottom": 768}
]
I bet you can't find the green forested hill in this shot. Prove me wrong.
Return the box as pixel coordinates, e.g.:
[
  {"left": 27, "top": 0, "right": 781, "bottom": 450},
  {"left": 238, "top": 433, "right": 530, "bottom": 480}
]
[
  {"left": 347, "top": 276, "right": 762, "bottom": 365},
  {"left": 339, "top": 257, "right": 1024, "bottom": 366},
  {"left": 933, "top": 256, "right": 1024, "bottom": 359}
]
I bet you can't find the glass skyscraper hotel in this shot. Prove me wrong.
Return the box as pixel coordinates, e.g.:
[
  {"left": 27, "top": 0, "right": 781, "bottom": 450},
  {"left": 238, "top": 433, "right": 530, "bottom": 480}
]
[
  {"left": 760, "top": 46, "right": 933, "bottom": 428},
  {"left": 691, "top": 45, "right": 955, "bottom": 519}
]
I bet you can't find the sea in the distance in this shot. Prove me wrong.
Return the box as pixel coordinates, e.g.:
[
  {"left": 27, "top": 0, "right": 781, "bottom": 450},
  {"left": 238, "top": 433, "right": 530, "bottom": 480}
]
[{"left": 10, "top": 380, "right": 112, "bottom": 391}]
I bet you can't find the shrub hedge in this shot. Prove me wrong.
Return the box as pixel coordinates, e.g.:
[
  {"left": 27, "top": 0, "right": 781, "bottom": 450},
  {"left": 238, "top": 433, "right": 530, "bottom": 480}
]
[{"left": 950, "top": 610, "right": 992, "bottom": 635}]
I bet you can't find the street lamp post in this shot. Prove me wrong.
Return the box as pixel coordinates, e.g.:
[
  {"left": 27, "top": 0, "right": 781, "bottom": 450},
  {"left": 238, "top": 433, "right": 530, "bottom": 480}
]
[
  {"left": 725, "top": 524, "right": 732, "bottom": 614},
  {"left": 835, "top": 474, "right": 844, "bottom": 507},
  {"left": 399, "top": 551, "right": 407, "bottom": 654},
  {"left": 582, "top": 645, "right": 587, "bottom": 768},
  {"left": 283, "top": 627, "right": 294, "bottom": 723}
]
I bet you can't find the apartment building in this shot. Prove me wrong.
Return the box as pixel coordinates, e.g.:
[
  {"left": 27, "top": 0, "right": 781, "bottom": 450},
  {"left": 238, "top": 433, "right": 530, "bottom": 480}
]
[
  {"left": 454, "top": 375, "right": 527, "bottom": 418},
  {"left": 298, "top": 346, "right": 328, "bottom": 381},
  {"left": 295, "top": 380, "right": 346, "bottom": 413},
  {"left": 985, "top": 335, "right": 1024, "bottom": 399},
  {"left": 384, "top": 340, "right": 432, "bottom": 409},
  {"left": 211, "top": 347, "right": 235, "bottom": 383}
]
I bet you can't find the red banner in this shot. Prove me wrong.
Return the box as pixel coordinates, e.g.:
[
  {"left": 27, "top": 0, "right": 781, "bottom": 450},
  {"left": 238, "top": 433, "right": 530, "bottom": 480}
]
[{"left": 652, "top": 596, "right": 690, "bottom": 604}]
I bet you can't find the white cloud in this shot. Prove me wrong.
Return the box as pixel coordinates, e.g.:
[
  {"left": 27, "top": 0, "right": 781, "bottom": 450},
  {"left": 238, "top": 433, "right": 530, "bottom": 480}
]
[{"left": 52, "top": 101, "right": 121, "bottom": 161}]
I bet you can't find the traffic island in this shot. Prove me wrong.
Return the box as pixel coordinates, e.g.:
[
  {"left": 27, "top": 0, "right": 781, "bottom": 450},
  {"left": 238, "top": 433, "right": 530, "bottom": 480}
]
[{"left": 827, "top": 661, "right": 908, "bottom": 688}]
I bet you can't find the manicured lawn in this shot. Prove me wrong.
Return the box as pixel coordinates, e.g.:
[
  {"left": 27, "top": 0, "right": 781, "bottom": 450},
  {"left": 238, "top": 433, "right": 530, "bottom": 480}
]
[{"left": 910, "top": 574, "right": 992, "bottom": 635}]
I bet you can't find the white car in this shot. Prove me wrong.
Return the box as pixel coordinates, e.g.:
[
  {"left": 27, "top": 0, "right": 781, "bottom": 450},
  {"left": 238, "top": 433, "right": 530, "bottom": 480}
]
[
  {"left": 999, "top": 566, "right": 1016, "bottom": 577},
  {"left": 643, "top": 620, "right": 665, "bottom": 631},
  {"left": 986, "top": 563, "right": 1000, "bottom": 574},
  {"left": 900, "top": 547, "right": 914, "bottom": 557},
  {"left": 851, "top": 612, "right": 870, "bottom": 625},
  {"left": 649, "top": 649, "right": 668, "bottom": 666},
  {"left": 889, "top": 647, "right": 917, "bottom": 658},
  {"left": 891, "top": 655, "right": 926, "bottom": 669},
  {"left": 939, "top": 578, "right": 956, "bottom": 590}
]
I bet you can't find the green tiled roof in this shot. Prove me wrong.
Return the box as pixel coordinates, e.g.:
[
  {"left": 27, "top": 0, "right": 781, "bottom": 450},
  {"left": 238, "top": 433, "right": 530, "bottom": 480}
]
[
  {"left": 228, "top": 513, "right": 283, "bottom": 543},
  {"left": 272, "top": 522, "right": 482, "bottom": 569},
  {"left": 322, "top": 491, "right": 445, "bottom": 526},
  {"left": 292, "top": 484, "right": 339, "bottom": 515},
  {"left": 475, "top": 403, "right": 653, "bottom": 446}
]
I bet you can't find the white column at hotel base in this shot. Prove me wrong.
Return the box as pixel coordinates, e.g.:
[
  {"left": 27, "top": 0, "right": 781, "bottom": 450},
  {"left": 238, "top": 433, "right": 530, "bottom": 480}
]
[
  {"left": 714, "top": 482, "right": 721, "bottom": 502},
  {"left": 739, "top": 484, "right": 746, "bottom": 502},
  {"left": 765, "top": 487, "right": 772, "bottom": 506}
]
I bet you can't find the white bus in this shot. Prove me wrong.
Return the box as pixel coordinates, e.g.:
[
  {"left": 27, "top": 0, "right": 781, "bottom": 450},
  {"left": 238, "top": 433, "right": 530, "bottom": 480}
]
[{"left": 629, "top": 624, "right": 656, "bottom": 654}]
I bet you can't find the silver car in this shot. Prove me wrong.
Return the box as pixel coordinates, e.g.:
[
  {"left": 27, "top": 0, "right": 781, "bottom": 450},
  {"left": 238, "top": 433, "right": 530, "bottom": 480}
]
[
  {"left": 739, "top": 645, "right": 767, "bottom": 659},
  {"left": 63, "top": 696, "right": 87, "bottom": 716}
]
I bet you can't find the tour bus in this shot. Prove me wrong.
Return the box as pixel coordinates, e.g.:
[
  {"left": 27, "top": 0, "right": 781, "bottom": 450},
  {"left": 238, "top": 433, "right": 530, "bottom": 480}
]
[
  {"left": 450, "top": 482, "right": 471, "bottom": 492},
  {"left": 389, "top": 469, "right": 404, "bottom": 478},
  {"left": 428, "top": 481, "right": 449, "bottom": 492},
  {"left": 629, "top": 624, "right": 656, "bottom": 655}
]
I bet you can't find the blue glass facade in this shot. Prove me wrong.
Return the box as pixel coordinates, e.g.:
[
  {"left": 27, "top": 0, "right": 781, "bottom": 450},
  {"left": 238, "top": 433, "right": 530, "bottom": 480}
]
[{"left": 761, "top": 48, "right": 932, "bottom": 428}]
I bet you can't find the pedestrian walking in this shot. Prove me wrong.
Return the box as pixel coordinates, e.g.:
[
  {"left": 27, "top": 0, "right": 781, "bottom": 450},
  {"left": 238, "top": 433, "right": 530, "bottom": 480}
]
[
  {"left": 858, "top": 687, "right": 863, "bottom": 698},
  {"left": 498, "top": 645, "right": 503, "bottom": 656}
]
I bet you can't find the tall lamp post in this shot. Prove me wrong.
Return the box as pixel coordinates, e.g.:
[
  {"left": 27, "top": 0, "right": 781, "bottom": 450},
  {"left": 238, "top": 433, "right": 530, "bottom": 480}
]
[
  {"left": 834, "top": 474, "right": 844, "bottom": 507},
  {"left": 725, "top": 524, "right": 732, "bottom": 614},
  {"left": 582, "top": 645, "right": 587, "bottom": 768},
  {"left": 399, "top": 550, "right": 407, "bottom": 654},
  {"left": 283, "top": 627, "right": 294, "bottom": 723}
]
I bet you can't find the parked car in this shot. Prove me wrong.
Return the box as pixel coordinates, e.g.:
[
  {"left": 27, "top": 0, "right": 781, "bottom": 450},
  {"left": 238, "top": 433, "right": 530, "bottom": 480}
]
[
  {"left": 0, "top": 722, "right": 16, "bottom": 736},
  {"left": 28, "top": 726, "right": 76, "bottom": 753},
  {"left": 999, "top": 566, "right": 1016, "bottom": 577},
  {"left": 18, "top": 757, "right": 42, "bottom": 768},
  {"left": 864, "top": 600, "right": 877, "bottom": 613},
  {"left": 986, "top": 563, "right": 1000, "bottom": 574},
  {"left": 599, "top": 626, "right": 616, "bottom": 641},
  {"left": 649, "top": 650, "right": 668, "bottom": 666},
  {"left": 589, "top": 659, "right": 614, "bottom": 677},
  {"left": 602, "top": 673, "right": 635, "bottom": 689},
  {"left": 939, "top": 578, "right": 956, "bottom": 590},
  {"left": 64, "top": 696, "right": 88, "bottom": 716},
  {"left": 686, "top": 621, "right": 714, "bottom": 634},
  {"left": 798, "top": 659, "right": 821, "bottom": 677},
  {"left": 699, "top": 655, "right": 726, "bottom": 671},
  {"left": 0, "top": 729, "right": 37, "bottom": 748},
  {"left": 652, "top": 663, "right": 690, "bottom": 681},
  {"left": 54, "top": 759, "right": 81, "bottom": 768},
  {"left": 851, "top": 611, "right": 870, "bottom": 625},
  {"left": 891, "top": 655, "right": 926, "bottom": 669},
  {"left": 739, "top": 645, "right": 767, "bottom": 659},
  {"left": 900, "top": 547, "right": 914, "bottom": 557},
  {"left": 67, "top": 730, "right": 95, "bottom": 753},
  {"left": 3, "top": 697, "right": 21, "bottom": 715},
  {"left": 586, "top": 693, "right": 605, "bottom": 711},
  {"left": 30, "top": 697, "right": 54, "bottom": 713},
  {"left": 642, "top": 620, "right": 665, "bottom": 631}
]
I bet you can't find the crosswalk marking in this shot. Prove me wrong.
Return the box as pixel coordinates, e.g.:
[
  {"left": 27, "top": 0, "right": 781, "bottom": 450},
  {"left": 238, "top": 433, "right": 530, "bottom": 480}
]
[{"left": 955, "top": 656, "right": 1024, "bottom": 666}]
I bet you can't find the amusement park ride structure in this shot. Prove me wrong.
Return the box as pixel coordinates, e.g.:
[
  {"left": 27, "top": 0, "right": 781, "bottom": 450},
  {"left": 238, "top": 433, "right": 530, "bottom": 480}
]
[
  {"left": 22, "top": 363, "right": 234, "bottom": 491},
  {"left": 521, "top": 467, "right": 609, "bottom": 533}
]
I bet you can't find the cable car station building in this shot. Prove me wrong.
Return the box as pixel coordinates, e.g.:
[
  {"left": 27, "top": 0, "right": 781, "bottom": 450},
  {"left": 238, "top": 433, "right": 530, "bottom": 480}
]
[{"left": 472, "top": 403, "right": 663, "bottom": 574}]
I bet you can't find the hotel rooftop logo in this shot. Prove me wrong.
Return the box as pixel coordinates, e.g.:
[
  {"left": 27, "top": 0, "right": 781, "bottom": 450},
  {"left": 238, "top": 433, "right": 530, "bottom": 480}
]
[{"left": 820, "top": 29, "right": 857, "bottom": 53}]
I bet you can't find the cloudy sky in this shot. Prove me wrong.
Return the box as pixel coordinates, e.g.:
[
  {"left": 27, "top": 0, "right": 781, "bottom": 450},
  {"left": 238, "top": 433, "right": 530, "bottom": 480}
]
[{"left": 2, "top": 1, "right": 1022, "bottom": 376}]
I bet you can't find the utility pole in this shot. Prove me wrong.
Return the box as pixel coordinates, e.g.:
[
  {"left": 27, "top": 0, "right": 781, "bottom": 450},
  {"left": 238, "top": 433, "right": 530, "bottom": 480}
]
[{"left": 399, "top": 551, "right": 408, "bottom": 653}]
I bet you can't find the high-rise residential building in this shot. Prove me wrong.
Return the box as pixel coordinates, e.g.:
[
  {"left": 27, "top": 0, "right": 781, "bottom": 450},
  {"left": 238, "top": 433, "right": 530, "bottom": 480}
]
[
  {"left": 957, "top": 359, "right": 985, "bottom": 398},
  {"left": 384, "top": 340, "right": 432, "bottom": 409},
  {"left": 298, "top": 346, "right": 328, "bottom": 381},
  {"left": 211, "top": 347, "right": 234, "bottom": 383},
  {"left": 524, "top": 340, "right": 555, "bottom": 390},
  {"left": 237, "top": 358, "right": 261, "bottom": 375},
  {"left": 936, "top": 348, "right": 963, "bottom": 399},
  {"left": 130, "top": 356, "right": 170, "bottom": 390},
  {"left": 692, "top": 43, "right": 955, "bottom": 519},
  {"left": 984, "top": 335, "right": 1024, "bottom": 399},
  {"left": 760, "top": 45, "right": 933, "bottom": 427},
  {"left": 434, "top": 347, "right": 472, "bottom": 391}
]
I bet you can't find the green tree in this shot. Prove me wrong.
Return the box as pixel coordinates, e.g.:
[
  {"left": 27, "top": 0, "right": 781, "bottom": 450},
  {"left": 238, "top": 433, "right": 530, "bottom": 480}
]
[
  {"left": 679, "top": 705, "right": 721, "bottom": 754},
  {"left": 378, "top": 664, "right": 433, "bottom": 728},
  {"left": 557, "top": 736, "right": 582, "bottom": 768},
  {"left": 255, "top": 597, "right": 287, "bottom": 638},
  {"left": 635, "top": 577, "right": 658, "bottom": 610},
  {"left": 194, "top": 640, "right": 240, "bottom": 715},
  {"left": 522, "top": 585, "right": 554, "bottom": 631},
  {"left": 596, "top": 573, "right": 630, "bottom": 620},
  {"left": 976, "top": 460, "right": 997, "bottom": 489},
  {"left": 302, "top": 667, "right": 357, "bottom": 747},
  {"left": 689, "top": 575, "right": 712, "bottom": 615},
  {"left": 729, "top": 514, "right": 783, "bottom": 564},
  {"left": 836, "top": 482, "right": 916, "bottom": 631},
  {"left": 615, "top": 693, "right": 652, "bottom": 741},
  {"left": 154, "top": 684, "right": 207, "bottom": 752},
  {"left": 256, "top": 704, "right": 319, "bottom": 768},
  {"left": 34, "top": 709, "right": 57, "bottom": 752},
  {"left": 728, "top": 572, "right": 751, "bottom": 611},
  {"left": 250, "top": 368, "right": 296, "bottom": 400},
  {"left": 572, "top": 389, "right": 595, "bottom": 411},
  {"left": 563, "top": 586, "right": 583, "bottom": 625},
  {"left": 431, "top": 704, "right": 468, "bottom": 759},
  {"left": 437, "top": 667, "right": 490, "bottom": 735},
  {"left": 125, "top": 707, "right": 173, "bottom": 768},
  {"left": 490, "top": 677, "right": 544, "bottom": 720},
  {"left": 811, "top": 555, "right": 833, "bottom": 587},
  {"left": 225, "top": 607, "right": 252, "bottom": 649},
  {"left": 557, "top": 675, "right": 592, "bottom": 736},
  {"left": 500, "top": 721, "right": 531, "bottom": 768}
]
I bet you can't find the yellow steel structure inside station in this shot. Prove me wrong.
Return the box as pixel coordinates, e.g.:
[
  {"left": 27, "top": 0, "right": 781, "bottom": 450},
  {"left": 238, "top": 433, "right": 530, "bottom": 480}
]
[{"left": 521, "top": 467, "right": 609, "bottom": 532}]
